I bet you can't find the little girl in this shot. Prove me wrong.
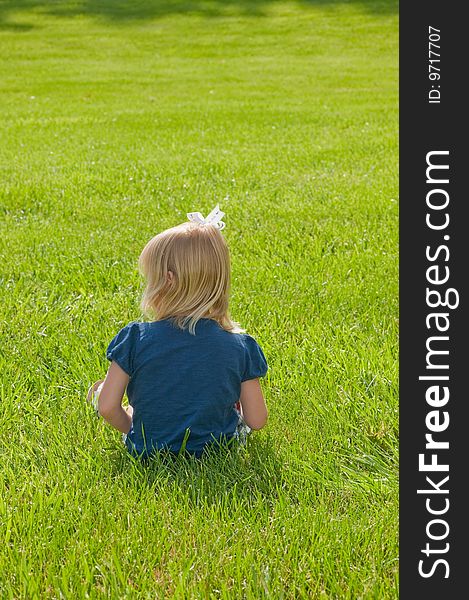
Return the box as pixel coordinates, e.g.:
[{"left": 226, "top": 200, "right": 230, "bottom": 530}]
[{"left": 87, "top": 205, "right": 268, "bottom": 459}]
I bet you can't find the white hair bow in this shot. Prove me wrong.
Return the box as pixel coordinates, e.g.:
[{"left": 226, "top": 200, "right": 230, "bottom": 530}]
[{"left": 187, "top": 204, "right": 226, "bottom": 230}]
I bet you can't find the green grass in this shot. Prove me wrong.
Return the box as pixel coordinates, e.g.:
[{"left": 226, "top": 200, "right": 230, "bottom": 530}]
[{"left": 0, "top": 1, "right": 398, "bottom": 598}]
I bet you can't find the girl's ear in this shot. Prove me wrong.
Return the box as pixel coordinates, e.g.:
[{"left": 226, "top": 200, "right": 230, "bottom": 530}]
[{"left": 167, "top": 270, "right": 174, "bottom": 282}]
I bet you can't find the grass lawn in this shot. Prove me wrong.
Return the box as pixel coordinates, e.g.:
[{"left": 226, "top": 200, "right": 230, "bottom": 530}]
[{"left": 0, "top": 1, "right": 398, "bottom": 598}]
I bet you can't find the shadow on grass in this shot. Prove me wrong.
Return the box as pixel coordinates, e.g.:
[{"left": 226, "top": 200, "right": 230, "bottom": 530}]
[
  {"left": 108, "top": 434, "right": 286, "bottom": 507},
  {"left": 1, "top": 0, "right": 397, "bottom": 31}
]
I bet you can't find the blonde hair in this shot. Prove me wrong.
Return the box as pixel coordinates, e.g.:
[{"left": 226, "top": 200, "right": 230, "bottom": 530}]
[{"left": 138, "top": 221, "right": 244, "bottom": 335}]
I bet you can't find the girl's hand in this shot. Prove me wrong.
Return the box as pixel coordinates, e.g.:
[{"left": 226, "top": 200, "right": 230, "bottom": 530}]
[{"left": 87, "top": 379, "right": 105, "bottom": 403}]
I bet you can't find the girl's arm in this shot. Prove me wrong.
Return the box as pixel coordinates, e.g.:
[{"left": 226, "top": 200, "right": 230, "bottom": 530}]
[
  {"left": 95, "top": 361, "right": 132, "bottom": 434},
  {"left": 239, "top": 378, "right": 268, "bottom": 430}
]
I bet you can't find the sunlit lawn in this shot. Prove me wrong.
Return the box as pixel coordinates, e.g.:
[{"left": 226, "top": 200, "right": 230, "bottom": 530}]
[{"left": 0, "top": 1, "right": 398, "bottom": 597}]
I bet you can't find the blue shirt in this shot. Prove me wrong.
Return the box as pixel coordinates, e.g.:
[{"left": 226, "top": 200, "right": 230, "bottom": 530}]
[{"left": 106, "top": 318, "right": 268, "bottom": 457}]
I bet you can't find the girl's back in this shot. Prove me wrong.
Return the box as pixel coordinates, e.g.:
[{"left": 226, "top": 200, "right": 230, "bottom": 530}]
[{"left": 107, "top": 317, "right": 267, "bottom": 457}]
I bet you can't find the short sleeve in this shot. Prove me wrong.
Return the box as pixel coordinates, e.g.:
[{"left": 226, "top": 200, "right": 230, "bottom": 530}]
[
  {"left": 106, "top": 322, "right": 138, "bottom": 376},
  {"left": 242, "top": 335, "right": 268, "bottom": 382}
]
